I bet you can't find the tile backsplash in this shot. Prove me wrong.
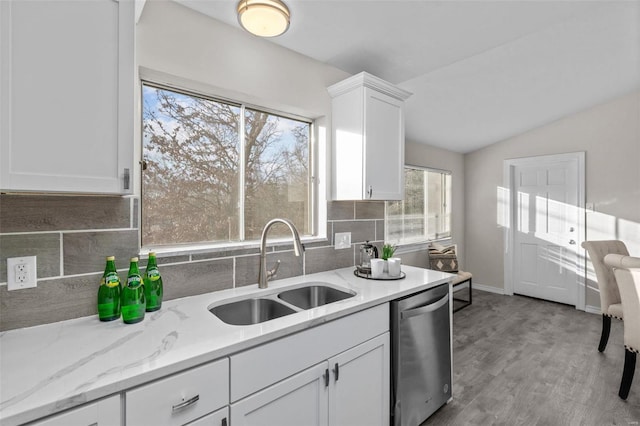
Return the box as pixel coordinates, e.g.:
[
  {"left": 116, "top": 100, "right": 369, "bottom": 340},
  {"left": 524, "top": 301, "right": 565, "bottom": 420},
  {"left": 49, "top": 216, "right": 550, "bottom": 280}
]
[{"left": 0, "top": 194, "right": 389, "bottom": 331}]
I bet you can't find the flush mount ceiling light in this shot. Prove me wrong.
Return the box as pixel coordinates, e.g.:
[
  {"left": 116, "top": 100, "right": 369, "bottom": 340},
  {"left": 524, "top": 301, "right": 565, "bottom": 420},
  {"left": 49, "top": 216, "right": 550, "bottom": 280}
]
[{"left": 237, "top": 0, "right": 290, "bottom": 37}]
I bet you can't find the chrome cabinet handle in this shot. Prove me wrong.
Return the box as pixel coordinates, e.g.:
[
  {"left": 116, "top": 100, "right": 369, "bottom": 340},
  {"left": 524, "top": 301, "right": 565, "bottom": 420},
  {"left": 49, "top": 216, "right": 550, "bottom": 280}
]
[
  {"left": 367, "top": 185, "right": 373, "bottom": 198},
  {"left": 172, "top": 394, "right": 199, "bottom": 412},
  {"left": 569, "top": 240, "right": 576, "bottom": 245}
]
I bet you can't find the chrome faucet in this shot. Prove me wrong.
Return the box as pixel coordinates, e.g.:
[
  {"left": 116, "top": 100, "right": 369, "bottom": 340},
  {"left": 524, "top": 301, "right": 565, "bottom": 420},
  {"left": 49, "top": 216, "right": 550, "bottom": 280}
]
[{"left": 258, "top": 218, "right": 305, "bottom": 289}]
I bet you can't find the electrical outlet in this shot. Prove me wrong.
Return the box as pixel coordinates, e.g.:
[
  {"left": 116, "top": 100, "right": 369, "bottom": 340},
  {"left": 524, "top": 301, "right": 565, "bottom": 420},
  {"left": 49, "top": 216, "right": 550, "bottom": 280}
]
[
  {"left": 7, "top": 256, "right": 37, "bottom": 290},
  {"left": 335, "top": 232, "right": 351, "bottom": 249}
]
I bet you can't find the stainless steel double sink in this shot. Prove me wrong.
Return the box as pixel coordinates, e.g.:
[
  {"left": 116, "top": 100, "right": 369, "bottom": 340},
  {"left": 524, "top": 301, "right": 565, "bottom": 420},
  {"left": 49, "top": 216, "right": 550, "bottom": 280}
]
[{"left": 209, "top": 282, "right": 356, "bottom": 326}]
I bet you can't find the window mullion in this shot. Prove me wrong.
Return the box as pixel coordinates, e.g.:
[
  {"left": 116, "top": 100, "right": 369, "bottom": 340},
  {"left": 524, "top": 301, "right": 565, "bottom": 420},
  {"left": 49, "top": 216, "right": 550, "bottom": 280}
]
[
  {"left": 238, "top": 106, "right": 246, "bottom": 241},
  {"left": 423, "top": 171, "right": 429, "bottom": 240}
]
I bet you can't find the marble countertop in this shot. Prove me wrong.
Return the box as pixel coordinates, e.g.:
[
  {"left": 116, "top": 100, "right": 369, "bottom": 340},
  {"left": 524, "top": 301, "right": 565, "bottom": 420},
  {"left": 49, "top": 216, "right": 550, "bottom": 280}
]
[{"left": 0, "top": 265, "right": 452, "bottom": 425}]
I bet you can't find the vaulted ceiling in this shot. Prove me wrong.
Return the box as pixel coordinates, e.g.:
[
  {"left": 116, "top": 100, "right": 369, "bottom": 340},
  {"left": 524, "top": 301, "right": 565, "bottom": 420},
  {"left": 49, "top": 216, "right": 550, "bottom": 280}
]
[{"left": 173, "top": 0, "right": 640, "bottom": 153}]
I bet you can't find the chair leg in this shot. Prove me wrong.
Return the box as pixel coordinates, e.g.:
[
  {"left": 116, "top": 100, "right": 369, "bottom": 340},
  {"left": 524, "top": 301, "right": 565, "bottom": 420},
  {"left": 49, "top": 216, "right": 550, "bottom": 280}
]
[
  {"left": 598, "top": 315, "right": 611, "bottom": 352},
  {"left": 619, "top": 349, "right": 636, "bottom": 400}
]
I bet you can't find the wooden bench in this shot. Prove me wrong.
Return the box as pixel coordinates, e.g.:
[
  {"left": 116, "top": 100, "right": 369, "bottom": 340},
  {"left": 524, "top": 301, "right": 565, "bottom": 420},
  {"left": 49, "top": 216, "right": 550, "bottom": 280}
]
[
  {"left": 451, "top": 271, "right": 472, "bottom": 312},
  {"left": 428, "top": 243, "right": 472, "bottom": 312}
]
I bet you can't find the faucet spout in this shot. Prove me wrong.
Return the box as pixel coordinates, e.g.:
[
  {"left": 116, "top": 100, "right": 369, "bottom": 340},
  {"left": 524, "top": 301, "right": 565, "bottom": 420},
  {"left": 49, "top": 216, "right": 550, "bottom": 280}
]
[{"left": 258, "top": 218, "right": 304, "bottom": 289}]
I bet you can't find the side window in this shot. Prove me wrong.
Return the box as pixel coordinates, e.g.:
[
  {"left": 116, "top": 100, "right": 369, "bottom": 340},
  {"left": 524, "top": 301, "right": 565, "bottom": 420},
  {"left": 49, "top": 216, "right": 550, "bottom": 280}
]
[
  {"left": 385, "top": 167, "right": 452, "bottom": 244},
  {"left": 142, "top": 83, "right": 313, "bottom": 248}
]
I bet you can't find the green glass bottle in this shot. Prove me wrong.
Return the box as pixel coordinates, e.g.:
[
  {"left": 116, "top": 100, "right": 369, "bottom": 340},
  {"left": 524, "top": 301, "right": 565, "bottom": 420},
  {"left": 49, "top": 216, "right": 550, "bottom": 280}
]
[
  {"left": 143, "top": 252, "right": 163, "bottom": 312},
  {"left": 97, "top": 256, "right": 121, "bottom": 321},
  {"left": 121, "top": 257, "right": 146, "bottom": 324}
]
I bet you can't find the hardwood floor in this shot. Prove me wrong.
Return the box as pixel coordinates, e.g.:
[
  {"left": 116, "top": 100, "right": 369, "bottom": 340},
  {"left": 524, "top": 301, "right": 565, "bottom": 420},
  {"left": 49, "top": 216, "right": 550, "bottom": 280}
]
[{"left": 423, "top": 290, "right": 640, "bottom": 425}]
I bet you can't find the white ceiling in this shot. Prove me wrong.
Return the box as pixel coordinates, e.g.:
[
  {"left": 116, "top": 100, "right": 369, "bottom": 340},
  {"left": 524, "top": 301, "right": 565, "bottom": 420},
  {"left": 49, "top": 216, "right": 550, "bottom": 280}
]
[{"left": 173, "top": 0, "right": 640, "bottom": 153}]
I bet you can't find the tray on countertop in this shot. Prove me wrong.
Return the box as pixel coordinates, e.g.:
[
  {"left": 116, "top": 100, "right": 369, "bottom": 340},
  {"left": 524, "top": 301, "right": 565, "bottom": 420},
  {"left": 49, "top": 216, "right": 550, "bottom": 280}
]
[{"left": 353, "top": 269, "right": 406, "bottom": 281}]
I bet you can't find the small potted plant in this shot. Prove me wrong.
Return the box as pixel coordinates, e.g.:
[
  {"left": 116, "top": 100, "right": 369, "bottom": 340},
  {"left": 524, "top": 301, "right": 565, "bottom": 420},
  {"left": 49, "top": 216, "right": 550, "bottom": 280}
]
[{"left": 381, "top": 243, "right": 397, "bottom": 260}]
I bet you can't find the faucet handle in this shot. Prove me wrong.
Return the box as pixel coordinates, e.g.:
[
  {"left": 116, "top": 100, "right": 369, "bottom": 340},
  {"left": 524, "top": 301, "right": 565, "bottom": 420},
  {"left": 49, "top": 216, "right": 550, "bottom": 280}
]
[{"left": 267, "top": 260, "right": 281, "bottom": 281}]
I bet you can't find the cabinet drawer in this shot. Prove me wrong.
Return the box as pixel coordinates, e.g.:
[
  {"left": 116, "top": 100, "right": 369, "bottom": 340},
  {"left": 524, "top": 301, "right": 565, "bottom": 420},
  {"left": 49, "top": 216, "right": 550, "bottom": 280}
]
[
  {"left": 126, "top": 358, "right": 229, "bottom": 426},
  {"left": 30, "top": 395, "right": 120, "bottom": 426}
]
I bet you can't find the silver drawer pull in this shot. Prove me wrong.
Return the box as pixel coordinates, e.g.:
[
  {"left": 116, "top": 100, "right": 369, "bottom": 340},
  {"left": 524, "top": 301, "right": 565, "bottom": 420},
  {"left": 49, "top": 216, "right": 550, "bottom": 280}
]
[{"left": 172, "top": 394, "right": 200, "bottom": 412}]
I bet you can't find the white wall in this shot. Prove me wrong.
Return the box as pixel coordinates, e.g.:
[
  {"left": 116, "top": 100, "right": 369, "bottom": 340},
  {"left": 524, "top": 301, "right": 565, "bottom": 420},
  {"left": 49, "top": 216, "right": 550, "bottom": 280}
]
[
  {"left": 137, "top": 0, "right": 350, "bottom": 237},
  {"left": 465, "top": 91, "right": 640, "bottom": 308},
  {"left": 137, "top": 1, "right": 348, "bottom": 119}
]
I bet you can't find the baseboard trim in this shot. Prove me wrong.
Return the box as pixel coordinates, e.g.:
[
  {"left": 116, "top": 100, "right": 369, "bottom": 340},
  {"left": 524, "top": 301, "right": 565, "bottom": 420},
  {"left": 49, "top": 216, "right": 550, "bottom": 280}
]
[
  {"left": 585, "top": 305, "right": 601, "bottom": 315},
  {"left": 474, "top": 283, "right": 505, "bottom": 295}
]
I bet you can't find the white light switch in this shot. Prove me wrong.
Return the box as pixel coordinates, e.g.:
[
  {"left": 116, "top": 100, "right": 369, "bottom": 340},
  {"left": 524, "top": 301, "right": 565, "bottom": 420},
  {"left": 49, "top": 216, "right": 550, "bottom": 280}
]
[{"left": 335, "top": 232, "right": 351, "bottom": 249}]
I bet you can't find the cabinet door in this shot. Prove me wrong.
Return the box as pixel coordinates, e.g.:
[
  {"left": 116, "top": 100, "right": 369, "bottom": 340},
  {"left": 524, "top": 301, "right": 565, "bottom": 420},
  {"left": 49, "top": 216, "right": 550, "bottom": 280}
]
[
  {"left": 0, "top": 0, "right": 134, "bottom": 193},
  {"left": 363, "top": 88, "right": 404, "bottom": 200},
  {"left": 328, "top": 333, "right": 390, "bottom": 426},
  {"left": 184, "top": 406, "right": 228, "bottom": 426},
  {"left": 231, "top": 362, "right": 329, "bottom": 426},
  {"left": 31, "top": 394, "right": 121, "bottom": 426}
]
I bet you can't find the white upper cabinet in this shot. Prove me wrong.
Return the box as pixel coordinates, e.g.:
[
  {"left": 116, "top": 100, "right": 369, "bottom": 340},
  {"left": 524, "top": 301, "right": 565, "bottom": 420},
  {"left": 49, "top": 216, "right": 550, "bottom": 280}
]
[
  {"left": 0, "top": 0, "right": 134, "bottom": 194},
  {"left": 328, "top": 72, "right": 411, "bottom": 201}
]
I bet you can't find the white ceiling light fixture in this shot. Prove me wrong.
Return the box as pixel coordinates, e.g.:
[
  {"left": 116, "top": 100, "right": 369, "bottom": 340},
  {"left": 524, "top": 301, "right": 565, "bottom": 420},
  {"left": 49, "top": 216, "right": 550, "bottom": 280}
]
[{"left": 237, "top": 0, "right": 290, "bottom": 38}]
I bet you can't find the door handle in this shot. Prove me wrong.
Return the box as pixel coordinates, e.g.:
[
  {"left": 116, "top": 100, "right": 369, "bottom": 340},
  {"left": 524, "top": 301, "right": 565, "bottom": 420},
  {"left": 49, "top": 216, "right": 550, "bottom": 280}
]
[
  {"left": 333, "top": 363, "right": 339, "bottom": 381},
  {"left": 324, "top": 368, "right": 330, "bottom": 387},
  {"left": 569, "top": 240, "right": 576, "bottom": 245},
  {"left": 400, "top": 294, "right": 449, "bottom": 320}
]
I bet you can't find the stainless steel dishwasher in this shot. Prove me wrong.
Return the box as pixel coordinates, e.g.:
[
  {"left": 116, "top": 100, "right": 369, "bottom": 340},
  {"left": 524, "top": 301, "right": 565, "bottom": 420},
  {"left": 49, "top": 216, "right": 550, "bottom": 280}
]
[{"left": 391, "top": 283, "right": 451, "bottom": 426}]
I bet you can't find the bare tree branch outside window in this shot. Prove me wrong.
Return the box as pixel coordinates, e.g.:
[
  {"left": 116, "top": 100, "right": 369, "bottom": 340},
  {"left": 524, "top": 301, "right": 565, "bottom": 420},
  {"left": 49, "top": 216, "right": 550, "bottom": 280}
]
[{"left": 142, "top": 84, "right": 311, "bottom": 247}]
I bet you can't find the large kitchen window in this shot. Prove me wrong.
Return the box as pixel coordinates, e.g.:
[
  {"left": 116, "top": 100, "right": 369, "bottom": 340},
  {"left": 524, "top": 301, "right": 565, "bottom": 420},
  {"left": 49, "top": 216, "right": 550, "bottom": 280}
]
[
  {"left": 141, "top": 82, "right": 313, "bottom": 248},
  {"left": 385, "top": 166, "right": 452, "bottom": 244}
]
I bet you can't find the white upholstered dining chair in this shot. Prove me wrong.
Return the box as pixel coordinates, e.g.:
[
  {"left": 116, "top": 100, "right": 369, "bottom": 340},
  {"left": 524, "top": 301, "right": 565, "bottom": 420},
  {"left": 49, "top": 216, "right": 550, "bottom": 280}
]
[
  {"left": 581, "top": 240, "right": 629, "bottom": 351},
  {"left": 603, "top": 254, "right": 640, "bottom": 400}
]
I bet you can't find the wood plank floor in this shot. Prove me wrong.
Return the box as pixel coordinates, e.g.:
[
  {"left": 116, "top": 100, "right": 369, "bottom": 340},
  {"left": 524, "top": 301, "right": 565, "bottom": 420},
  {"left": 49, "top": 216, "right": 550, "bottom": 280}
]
[{"left": 422, "top": 290, "right": 640, "bottom": 425}]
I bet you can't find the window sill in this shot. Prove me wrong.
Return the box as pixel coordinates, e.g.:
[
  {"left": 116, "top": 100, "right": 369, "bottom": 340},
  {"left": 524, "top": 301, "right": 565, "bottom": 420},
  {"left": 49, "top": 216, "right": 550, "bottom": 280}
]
[
  {"left": 140, "top": 236, "right": 329, "bottom": 259},
  {"left": 394, "top": 237, "right": 453, "bottom": 255}
]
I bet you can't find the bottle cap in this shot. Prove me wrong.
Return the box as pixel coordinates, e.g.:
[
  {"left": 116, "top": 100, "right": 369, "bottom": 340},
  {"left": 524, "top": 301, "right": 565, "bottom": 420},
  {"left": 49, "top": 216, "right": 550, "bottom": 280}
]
[
  {"left": 130, "top": 257, "right": 139, "bottom": 262},
  {"left": 149, "top": 252, "right": 156, "bottom": 257},
  {"left": 106, "top": 256, "right": 115, "bottom": 261}
]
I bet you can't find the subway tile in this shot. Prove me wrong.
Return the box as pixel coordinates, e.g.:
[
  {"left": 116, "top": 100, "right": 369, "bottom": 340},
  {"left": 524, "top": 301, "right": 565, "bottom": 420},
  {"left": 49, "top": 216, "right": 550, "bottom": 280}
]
[
  {"left": 161, "top": 259, "right": 234, "bottom": 300},
  {"left": 332, "top": 221, "right": 376, "bottom": 244},
  {"left": 0, "top": 194, "right": 131, "bottom": 233},
  {"left": 327, "top": 201, "right": 354, "bottom": 220},
  {"left": 0, "top": 233, "right": 60, "bottom": 282},
  {"left": 376, "top": 220, "right": 386, "bottom": 241},
  {"left": 0, "top": 273, "right": 101, "bottom": 331},
  {"left": 63, "top": 230, "right": 139, "bottom": 275},
  {"left": 132, "top": 198, "right": 139, "bottom": 228},
  {"left": 305, "top": 246, "right": 354, "bottom": 275},
  {"left": 235, "top": 251, "right": 303, "bottom": 287},
  {"left": 155, "top": 254, "right": 190, "bottom": 265},
  {"left": 355, "top": 201, "right": 385, "bottom": 220},
  {"left": 192, "top": 247, "right": 259, "bottom": 261}
]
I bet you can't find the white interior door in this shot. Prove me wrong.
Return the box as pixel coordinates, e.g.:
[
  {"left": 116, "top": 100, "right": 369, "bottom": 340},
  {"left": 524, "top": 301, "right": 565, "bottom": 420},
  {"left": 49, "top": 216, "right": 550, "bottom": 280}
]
[{"left": 512, "top": 156, "right": 581, "bottom": 305}]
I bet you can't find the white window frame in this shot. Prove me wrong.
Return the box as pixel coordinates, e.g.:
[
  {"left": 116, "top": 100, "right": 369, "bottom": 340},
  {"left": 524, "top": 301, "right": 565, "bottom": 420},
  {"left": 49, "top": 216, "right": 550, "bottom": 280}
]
[
  {"left": 138, "top": 73, "right": 321, "bottom": 254},
  {"left": 384, "top": 165, "right": 452, "bottom": 246}
]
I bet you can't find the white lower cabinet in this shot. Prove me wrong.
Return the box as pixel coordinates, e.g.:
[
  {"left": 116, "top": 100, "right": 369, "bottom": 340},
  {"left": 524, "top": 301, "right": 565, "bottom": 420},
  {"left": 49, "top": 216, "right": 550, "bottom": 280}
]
[
  {"left": 231, "top": 333, "right": 389, "bottom": 426},
  {"left": 231, "top": 362, "right": 329, "bottom": 426},
  {"left": 184, "top": 406, "right": 228, "bottom": 426},
  {"left": 328, "top": 333, "right": 390, "bottom": 426},
  {"left": 30, "top": 395, "right": 120, "bottom": 426},
  {"left": 230, "top": 305, "right": 390, "bottom": 426},
  {"left": 125, "top": 358, "right": 229, "bottom": 426}
]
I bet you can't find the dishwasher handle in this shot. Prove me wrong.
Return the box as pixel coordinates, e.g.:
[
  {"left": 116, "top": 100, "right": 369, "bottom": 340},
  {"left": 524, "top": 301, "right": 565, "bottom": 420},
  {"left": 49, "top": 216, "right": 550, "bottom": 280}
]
[{"left": 400, "top": 293, "right": 449, "bottom": 320}]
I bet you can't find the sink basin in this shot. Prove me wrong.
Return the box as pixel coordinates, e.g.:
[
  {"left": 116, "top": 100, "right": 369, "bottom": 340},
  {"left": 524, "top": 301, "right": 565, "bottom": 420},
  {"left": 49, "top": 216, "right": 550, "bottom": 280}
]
[
  {"left": 210, "top": 298, "right": 296, "bottom": 326},
  {"left": 278, "top": 284, "right": 355, "bottom": 310}
]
